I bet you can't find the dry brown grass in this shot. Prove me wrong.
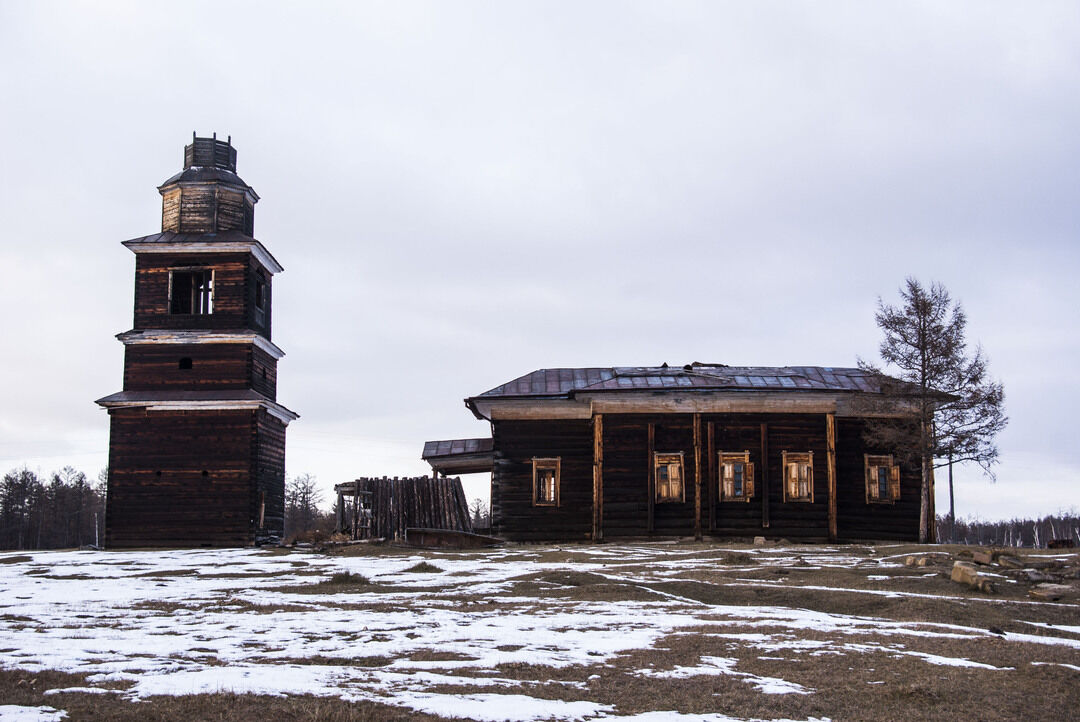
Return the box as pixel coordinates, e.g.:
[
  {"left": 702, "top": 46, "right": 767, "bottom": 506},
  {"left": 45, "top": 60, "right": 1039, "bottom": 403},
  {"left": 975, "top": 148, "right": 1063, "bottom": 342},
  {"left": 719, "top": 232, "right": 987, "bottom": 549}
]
[
  {"left": 4, "top": 542, "right": 1079, "bottom": 721},
  {"left": 0, "top": 669, "right": 445, "bottom": 721}
]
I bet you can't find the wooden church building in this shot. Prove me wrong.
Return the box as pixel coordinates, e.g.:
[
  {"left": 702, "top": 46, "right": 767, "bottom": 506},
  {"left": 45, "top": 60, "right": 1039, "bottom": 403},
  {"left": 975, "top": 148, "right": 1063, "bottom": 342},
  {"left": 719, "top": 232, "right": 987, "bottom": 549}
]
[
  {"left": 425, "top": 364, "right": 929, "bottom": 543},
  {"left": 96, "top": 135, "right": 298, "bottom": 548}
]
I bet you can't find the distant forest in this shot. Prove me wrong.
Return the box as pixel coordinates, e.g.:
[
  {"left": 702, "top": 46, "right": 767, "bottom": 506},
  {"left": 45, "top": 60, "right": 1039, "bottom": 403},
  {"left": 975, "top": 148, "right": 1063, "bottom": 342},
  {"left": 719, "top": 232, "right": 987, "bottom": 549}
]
[{"left": 1, "top": 465, "right": 1077, "bottom": 551}]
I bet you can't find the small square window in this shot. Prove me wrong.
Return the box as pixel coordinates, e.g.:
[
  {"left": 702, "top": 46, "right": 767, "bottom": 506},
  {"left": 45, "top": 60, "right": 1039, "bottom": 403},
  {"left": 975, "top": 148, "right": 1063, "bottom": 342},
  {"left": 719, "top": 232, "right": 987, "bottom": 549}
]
[
  {"left": 782, "top": 451, "right": 814, "bottom": 503},
  {"left": 654, "top": 452, "right": 685, "bottom": 503},
  {"left": 719, "top": 451, "right": 754, "bottom": 502},
  {"left": 532, "top": 457, "right": 560, "bottom": 507},
  {"left": 865, "top": 454, "right": 901, "bottom": 503},
  {"left": 169, "top": 269, "right": 213, "bottom": 315}
]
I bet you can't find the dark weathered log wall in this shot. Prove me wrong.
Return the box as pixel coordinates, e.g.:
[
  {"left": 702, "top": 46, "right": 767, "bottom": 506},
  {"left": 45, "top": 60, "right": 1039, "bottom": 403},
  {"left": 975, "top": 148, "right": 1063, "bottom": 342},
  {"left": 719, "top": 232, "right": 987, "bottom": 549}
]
[
  {"left": 251, "top": 345, "right": 277, "bottom": 400},
  {"left": 254, "top": 410, "right": 286, "bottom": 540},
  {"left": 601, "top": 415, "right": 700, "bottom": 537},
  {"left": 160, "top": 187, "right": 254, "bottom": 235},
  {"left": 491, "top": 420, "right": 593, "bottom": 541},
  {"left": 836, "top": 418, "right": 919, "bottom": 541},
  {"left": 489, "top": 412, "right": 920, "bottom": 542},
  {"left": 352, "top": 477, "right": 472, "bottom": 540},
  {"left": 105, "top": 408, "right": 259, "bottom": 547},
  {"left": 122, "top": 344, "right": 277, "bottom": 399},
  {"left": 246, "top": 258, "right": 272, "bottom": 336},
  {"left": 134, "top": 253, "right": 252, "bottom": 331}
]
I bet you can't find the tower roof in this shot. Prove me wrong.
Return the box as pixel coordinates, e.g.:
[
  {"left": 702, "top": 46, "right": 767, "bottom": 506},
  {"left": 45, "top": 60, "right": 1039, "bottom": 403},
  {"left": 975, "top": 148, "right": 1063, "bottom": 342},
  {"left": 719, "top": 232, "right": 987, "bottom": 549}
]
[{"left": 157, "top": 133, "right": 258, "bottom": 200}]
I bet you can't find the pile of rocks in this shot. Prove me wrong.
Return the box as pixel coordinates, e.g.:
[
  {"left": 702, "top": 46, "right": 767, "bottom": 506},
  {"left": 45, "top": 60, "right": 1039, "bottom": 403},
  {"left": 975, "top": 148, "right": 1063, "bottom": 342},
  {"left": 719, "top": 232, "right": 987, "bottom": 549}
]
[{"left": 944, "top": 548, "right": 1080, "bottom": 599}]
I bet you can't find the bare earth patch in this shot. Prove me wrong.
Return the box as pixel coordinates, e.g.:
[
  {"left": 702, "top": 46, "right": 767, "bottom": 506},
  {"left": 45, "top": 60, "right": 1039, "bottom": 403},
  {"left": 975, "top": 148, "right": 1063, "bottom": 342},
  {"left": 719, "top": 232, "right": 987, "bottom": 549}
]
[{"left": 0, "top": 543, "right": 1077, "bottom": 721}]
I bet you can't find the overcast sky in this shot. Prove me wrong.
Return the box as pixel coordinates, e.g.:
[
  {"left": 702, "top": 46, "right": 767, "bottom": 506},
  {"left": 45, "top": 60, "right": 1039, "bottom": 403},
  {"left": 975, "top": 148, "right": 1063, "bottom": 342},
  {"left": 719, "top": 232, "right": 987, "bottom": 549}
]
[{"left": 1, "top": 1, "right": 1077, "bottom": 521}]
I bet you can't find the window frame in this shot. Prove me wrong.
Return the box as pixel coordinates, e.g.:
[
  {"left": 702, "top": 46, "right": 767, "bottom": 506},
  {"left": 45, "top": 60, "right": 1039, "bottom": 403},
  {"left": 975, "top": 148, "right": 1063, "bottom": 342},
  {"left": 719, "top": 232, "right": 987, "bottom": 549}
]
[
  {"left": 718, "top": 450, "right": 754, "bottom": 502},
  {"left": 168, "top": 267, "right": 214, "bottom": 315},
  {"left": 864, "top": 454, "right": 901, "bottom": 504},
  {"left": 254, "top": 278, "right": 267, "bottom": 327},
  {"left": 532, "top": 457, "right": 561, "bottom": 507},
  {"left": 781, "top": 451, "right": 814, "bottom": 503},
  {"left": 653, "top": 451, "right": 686, "bottom": 504}
]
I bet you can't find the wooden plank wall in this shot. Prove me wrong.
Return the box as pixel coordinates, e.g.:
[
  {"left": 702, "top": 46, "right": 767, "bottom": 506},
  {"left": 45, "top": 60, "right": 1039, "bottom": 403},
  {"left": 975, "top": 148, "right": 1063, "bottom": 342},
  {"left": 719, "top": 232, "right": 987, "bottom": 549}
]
[
  {"left": 161, "top": 189, "right": 181, "bottom": 231},
  {"left": 254, "top": 410, "right": 287, "bottom": 541},
  {"left": 488, "top": 412, "right": 921, "bottom": 542},
  {"left": 491, "top": 420, "right": 593, "bottom": 541},
  {"left": 122, "top": 344, "right": 277, "bottom": 399},
  {"left": 247, "top": 258, "right": 272, "bottom": 338},
  {"left": 835, "top": 418, "right": 920, "bottom": 541},
  {"left": 105, "top": 408, "right": 257, "bottom": 548},
  {"left": 251, "top": 345, "right": 277, "bottom": 400},
  {"left": 124, "top": 344, "right": 249, "bottom": 391},
  {"left": 134, "top": 253, "right": 252, "bottom": 331},
  {"left": 603, "top": 415, "right": 699, "bottom": 537},
  {"left": 352, "top": 477, "right": 473, "bottom": 540},
  {"left": 161, "top": 187, "right": 253, "bottom": 235}
]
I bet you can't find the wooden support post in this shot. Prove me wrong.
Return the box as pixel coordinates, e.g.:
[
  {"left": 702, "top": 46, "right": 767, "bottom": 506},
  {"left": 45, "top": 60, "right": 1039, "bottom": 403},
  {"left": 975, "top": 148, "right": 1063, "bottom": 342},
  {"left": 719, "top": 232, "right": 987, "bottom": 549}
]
[
  {"left": 592, "top": 413, "right": 604, "bottom": 542},
  {"left": 647, "top": 422, "right": 655, "bottom": 533},
  {"left": 707, "top": 421, "right": 716, "bottom": 532},
  {"left": 826, "top": 413, "right": 837, "bottom": 542},
  {"left": 760, "top": 423, "right": 770, "bottom": 529},
  {"left": 928, "top": 463, "right": 937, "bottom": 543},
  {"left": 693, "top": 413, "right": 702, "bottom": 541},
  {"left": 352, "top": 483, "right": 359, "bottom": 540},
  {"left": 336, "top": 489, "right": 344, "bottom": 533}
]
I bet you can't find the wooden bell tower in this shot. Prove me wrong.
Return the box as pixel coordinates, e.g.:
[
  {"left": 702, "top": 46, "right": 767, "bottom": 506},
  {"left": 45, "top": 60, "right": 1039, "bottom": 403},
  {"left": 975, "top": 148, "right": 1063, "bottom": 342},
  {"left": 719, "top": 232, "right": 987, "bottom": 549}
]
[{"left": 97, "top": 134, "right": 298, "bottom": 547}]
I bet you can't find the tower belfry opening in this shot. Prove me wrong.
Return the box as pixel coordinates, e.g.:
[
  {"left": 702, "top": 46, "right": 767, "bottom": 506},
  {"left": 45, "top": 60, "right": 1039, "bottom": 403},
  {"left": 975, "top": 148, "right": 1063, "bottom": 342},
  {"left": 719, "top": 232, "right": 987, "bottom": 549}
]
[{"left": 96, "top": 135, "right": 298, "bottom": 548}]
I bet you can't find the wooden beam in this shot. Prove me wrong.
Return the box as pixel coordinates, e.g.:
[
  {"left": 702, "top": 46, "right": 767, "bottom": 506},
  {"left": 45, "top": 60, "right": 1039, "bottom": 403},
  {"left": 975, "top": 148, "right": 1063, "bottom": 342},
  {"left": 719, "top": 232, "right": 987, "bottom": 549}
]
[
  {"left": 760, "top": 422, "right": 770, "bottom": 529},
  {"left": 336, "top": 489, "right": 344, "bottom": 533},
  {"left": 647, "top": 422, "right": 655, "bottom": 533},
  {"left": 707, "top": 421, "right": 716, "bottom": 532},
  {"left": 592, "top": 413, "right": 604, "bottom": 542},
  {"left": 693, "top": 413, "right": 702, "bottom": 541},
  {"left": 826, "top": 413, "right": 837, "bottom": 542}
]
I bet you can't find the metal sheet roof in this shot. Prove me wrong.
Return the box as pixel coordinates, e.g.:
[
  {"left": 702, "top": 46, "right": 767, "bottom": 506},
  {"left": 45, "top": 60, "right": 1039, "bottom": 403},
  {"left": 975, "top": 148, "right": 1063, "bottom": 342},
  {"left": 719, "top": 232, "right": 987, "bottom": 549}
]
[
  {"left": 422, "top": 438, "right": 494, "bottom": 459},
  {"left": 472, "top": 363, "right": 885, "bottom": 400}
]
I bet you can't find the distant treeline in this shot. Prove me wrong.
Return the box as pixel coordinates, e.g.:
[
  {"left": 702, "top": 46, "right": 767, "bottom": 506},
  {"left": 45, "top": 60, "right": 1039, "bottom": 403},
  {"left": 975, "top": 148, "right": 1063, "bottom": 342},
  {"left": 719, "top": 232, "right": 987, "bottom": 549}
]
[
  {"left": 937, "top": 512, "right": 1080, "bottom": 548},
  {"left": 1, "top": 467, "right": 106, "bottom": 550}
]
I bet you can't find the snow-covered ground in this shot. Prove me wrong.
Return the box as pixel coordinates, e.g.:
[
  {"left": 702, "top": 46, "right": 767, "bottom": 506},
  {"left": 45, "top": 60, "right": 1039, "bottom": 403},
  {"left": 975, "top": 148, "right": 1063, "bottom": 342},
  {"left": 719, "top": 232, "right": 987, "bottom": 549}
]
[{"left": 1, "top": 544, "right": 1077, "bottom": 721}]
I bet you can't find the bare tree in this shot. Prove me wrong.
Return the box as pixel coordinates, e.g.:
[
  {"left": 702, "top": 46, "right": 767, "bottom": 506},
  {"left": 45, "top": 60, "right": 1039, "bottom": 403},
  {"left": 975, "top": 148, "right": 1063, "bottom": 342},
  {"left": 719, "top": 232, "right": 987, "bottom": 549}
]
[
  {"left": 861, "top": 278, "right": 1007, "bottom": 543},
  {"left": 469, "top": 497, "right": 491, "bottom": 529},
  {"left": 285, "top": 473, "right": 323, "bottom": 536}
]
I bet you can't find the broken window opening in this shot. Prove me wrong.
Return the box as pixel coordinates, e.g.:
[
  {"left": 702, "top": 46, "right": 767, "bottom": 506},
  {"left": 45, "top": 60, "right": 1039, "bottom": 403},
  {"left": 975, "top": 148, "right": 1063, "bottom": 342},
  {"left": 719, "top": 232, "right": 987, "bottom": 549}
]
[
  {"left": 532, "top": 457, "right": 560, "bottom": 506},
  {"left": 169, "top": 269, "right": 213, "bottom": 315}
]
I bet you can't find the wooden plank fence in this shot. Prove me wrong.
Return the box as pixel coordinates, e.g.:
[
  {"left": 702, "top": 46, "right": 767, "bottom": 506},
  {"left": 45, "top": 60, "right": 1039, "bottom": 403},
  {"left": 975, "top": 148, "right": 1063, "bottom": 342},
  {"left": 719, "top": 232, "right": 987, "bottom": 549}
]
[{"left": 335, "top": 476, "right": 473, "bottom": 540}]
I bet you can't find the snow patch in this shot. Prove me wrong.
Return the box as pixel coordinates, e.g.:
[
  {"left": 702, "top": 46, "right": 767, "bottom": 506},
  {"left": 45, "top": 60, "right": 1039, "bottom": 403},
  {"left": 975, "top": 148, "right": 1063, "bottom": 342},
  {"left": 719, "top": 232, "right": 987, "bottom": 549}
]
[{"left": 0, "top": 707, "right": 67, "bottom": 721}]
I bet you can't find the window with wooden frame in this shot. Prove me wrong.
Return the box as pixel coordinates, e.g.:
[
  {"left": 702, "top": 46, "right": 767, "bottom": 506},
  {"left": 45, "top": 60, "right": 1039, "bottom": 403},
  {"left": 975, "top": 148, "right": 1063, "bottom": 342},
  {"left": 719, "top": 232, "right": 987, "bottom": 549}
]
[
  {"left": 169, "top": 268, "right": 214, "bottom": 315},
  {"left": 532, "top": 457, "right": 560, "bottom": 507},
  {"left": 782, "top": 451, "right": 814, "bottom": 503},
  {"left": 654, "top": 452, "right": 685, "bottom": 503},
  {"left": 865, "top": 454, "right": 901, "bottom": 504},
  {"left": 254, "top": 278, "right": 267, "bottom": 326},
  {"left": 719, "top": 451, "right": 754, "bottom": 501}
]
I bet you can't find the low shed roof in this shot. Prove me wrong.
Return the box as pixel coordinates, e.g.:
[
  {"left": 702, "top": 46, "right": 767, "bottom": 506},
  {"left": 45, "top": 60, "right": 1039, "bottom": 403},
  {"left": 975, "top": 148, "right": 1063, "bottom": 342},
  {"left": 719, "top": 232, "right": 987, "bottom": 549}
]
[{"left": 421, "top": 438, "right": 494, "bottom": 475}]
